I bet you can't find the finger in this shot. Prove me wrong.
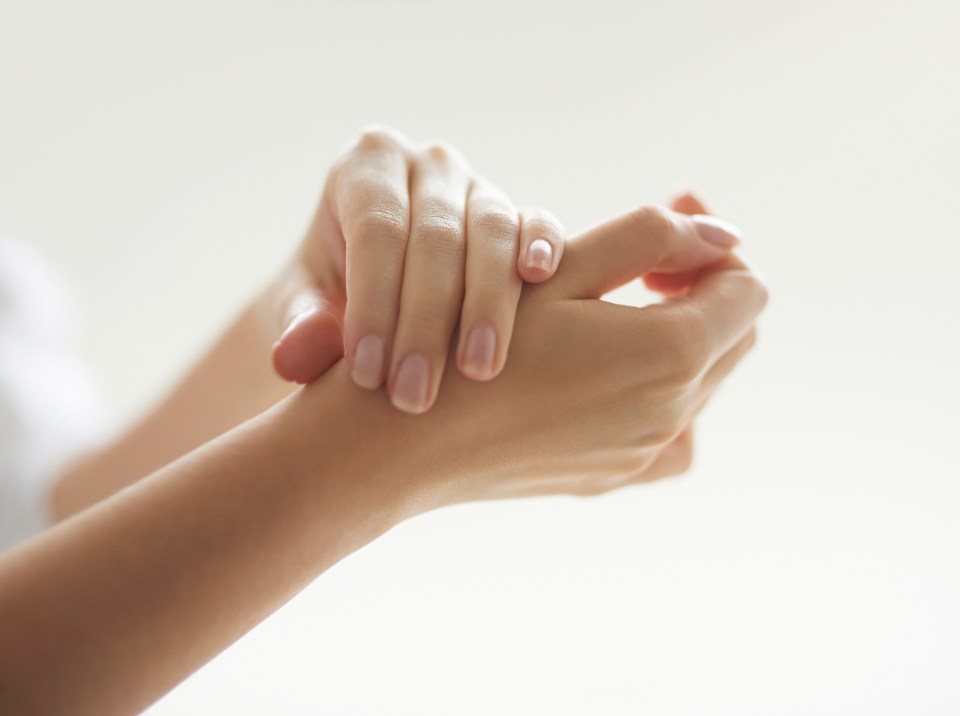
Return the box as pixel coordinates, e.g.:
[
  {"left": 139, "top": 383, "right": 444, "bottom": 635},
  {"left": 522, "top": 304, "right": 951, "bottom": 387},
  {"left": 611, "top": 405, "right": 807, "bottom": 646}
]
[
  {"left": 640, "top": 328, "right": 756, "bottom": 485},
  {"left": 669, "top": 188, "right": 710, "bottom": 215},
  {"left": 516, "top": 206, "right": 564, "bottom": 283},
  {"left": 455, "top": 184, "right": 521, "bottom": 381},
  {"left": 643, "top": 189, "right": 713, "bottom": 296},
  {"left": 334, "top": 130, "right": 412, "bottom": 389},
  {"left": 388, "top": 143, "right": 470, "bottom": 414},
  {"left": 553, "top": 205, "right": 741, "bottom": 300},
  {"left": 658, "top": 251, "right": 768, "bottom": 367},
  {"left": 596, "top": 250, "right": 765, "bottom": 390},
  {"left": 699, "top": 325, "right": 758, "bottom": 396},
  {"left": 271, "top": 282, "right": 344, "bottom": 384},
  {"left": 630, "top": 426, "right": 695, "bottom": 484},
  {"left": 636, "top": 312, "right": 748, "bottom": 487},
  {"left": 642, "top": 271, "right": 699, "bottom": 296}
]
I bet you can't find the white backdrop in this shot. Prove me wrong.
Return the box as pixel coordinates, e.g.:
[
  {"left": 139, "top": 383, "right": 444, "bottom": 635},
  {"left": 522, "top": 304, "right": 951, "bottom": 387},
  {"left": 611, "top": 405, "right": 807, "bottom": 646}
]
[{"left": 2, "top": 0, "right": 959, "bottom": 713}]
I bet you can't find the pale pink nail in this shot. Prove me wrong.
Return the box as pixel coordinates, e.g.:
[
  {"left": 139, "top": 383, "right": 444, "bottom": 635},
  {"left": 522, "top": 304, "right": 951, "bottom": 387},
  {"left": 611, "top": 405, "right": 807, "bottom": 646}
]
[
  {"left": 692, "top": 215, "right": 741, "bottom": 248},
  {"left": 391, "top": 353, "right": 431, "bottom": 414},
  {"left": 525, "top": 238, "right": 554, "bottom": 271},
  {"left": 462, "top": 324, "right": 497, "bottom": 380},
  {"left": 352, "top": 334, "right": 385, "bottom": 389}
]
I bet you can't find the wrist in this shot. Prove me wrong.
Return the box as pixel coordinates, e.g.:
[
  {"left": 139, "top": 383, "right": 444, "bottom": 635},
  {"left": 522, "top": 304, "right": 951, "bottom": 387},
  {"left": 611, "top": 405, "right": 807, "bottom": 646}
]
[{"left": 274, "top": 364, "right": 443, "bottom": 534}]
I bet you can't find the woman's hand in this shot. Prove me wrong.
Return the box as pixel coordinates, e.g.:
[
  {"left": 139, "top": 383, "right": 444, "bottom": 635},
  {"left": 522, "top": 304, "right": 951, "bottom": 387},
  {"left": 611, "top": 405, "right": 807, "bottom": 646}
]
[
  {"left": 271, "top": 126, "right": 565, "bottom": 413},
  {"left": 2, "top": 201, "right": 762, "bottom": 715},
  {"left": 293, "top": 201, "right": 765, "bottom": 506},
  {"left": 636, "top": 188, "right": 745, "bottom": 478}
]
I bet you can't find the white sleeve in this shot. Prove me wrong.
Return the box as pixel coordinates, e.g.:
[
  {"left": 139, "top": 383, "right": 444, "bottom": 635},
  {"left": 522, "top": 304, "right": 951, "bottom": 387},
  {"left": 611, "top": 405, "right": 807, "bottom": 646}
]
[{"left": 0, "top": 238, "right": 103, "bottom": 551}]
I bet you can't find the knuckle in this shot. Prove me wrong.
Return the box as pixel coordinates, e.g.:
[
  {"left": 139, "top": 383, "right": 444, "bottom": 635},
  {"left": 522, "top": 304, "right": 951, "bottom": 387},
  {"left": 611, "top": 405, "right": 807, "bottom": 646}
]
[
  {"left": 735, "top": 327, "right": 758, "bottom": 359},
  {"left": 731, "top": 265, "right": 769, "bottom": 313},
  {"left": 753, "top": 275, "right": 770, "bottom": 312},
  {"left": 356, "top": 125, "right": 399, "bottom": 153},
  {"left": 630, "top": 204, "right": 674, "bottom": 239},
  {"left": 412, "top": 214, "right": 465, "bottom": 258},
  {"left": 352, "top": 209, "right": 409, "bottom": 253},
  {"left": 522, "top": 207, "right": 563, "bottom": 235},
  {"left": 672, "top": 346, "right": 707, "bottom": 385},
  {"left": 471, "top": 208, "right": 519, "bottom": 244},
  {"left": 637, "top": 426, "right": 678, "bottom": 450},
  {"left": 657, "top": 317, "right": 709, "bottom": 384},
  {"left": 675, "top": 442, "right": 694, "bottom": 474},
  {"left": 422, "top": 140, "right": 454, "bottom": 164},
  {"left": 610, "top": 451, "right": 648, "bottom": 475},
  {"left": 628, "top": 204, "right": 674, "bottom": 252}
]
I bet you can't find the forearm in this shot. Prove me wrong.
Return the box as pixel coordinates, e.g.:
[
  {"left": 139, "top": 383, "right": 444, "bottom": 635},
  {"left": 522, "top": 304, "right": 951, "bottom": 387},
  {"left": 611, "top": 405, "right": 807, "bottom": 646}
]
[
  {"left": 0, "top": 366, "right": 417, "bottom": 715},
  {"left": 52, "top": 269, "right": 301, "bottom": 519}
]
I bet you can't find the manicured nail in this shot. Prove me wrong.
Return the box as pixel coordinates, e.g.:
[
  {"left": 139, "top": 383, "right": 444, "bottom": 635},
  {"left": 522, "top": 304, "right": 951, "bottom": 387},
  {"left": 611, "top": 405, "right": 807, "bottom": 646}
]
[
  {"left": 692, "top": 215, "right": 741, "bottom": 248},
  {"left": 391, "top": 353, "right": 431, "bottom": 414},
  {"left": 462, "top": 323, "right": 497, "bottom": 380},
  {"left": 525, "top": 238, "right": 554, "bottom": 271},
  {"left": 352, "top": 334, "right": 385, "bottom": 389}
]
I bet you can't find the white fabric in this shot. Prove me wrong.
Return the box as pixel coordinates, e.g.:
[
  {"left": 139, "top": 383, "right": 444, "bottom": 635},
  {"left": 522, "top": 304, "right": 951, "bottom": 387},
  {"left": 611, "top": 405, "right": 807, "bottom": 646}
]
[{"left": 0, "top": 235, "right": 102, "bottom": 550}]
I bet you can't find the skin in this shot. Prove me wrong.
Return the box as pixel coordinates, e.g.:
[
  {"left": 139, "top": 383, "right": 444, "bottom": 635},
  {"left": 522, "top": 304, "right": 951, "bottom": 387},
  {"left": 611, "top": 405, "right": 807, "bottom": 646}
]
[
  {"left": 272, "top": 126, "right": 568, "bottom": 413},
  {"left": 50, "top": 185, "right": 738, "bottom": 519},
  {"left": 54, "top": 127, "right": 566, "bottom": 515},
  {"left": 0, "top": 204, "right": 766, "bottom": 714},
  {"left": 52, "top": 128, "right": 737, "bottom": 520}
]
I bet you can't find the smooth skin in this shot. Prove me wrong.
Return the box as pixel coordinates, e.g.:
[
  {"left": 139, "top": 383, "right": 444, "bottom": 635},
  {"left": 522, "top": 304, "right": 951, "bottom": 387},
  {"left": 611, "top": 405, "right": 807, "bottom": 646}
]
[
  {"left": 272, "top": 126, "right": 568, "bottom": 413},
  {"left": 0, "top": 203, "right": 766, "bottom": 714},
  {"left": 53, "top": 126, "right": 568, "bottom": 515},
  {"left": 49, "top": 187, "right": 739, "bottom": 519}
]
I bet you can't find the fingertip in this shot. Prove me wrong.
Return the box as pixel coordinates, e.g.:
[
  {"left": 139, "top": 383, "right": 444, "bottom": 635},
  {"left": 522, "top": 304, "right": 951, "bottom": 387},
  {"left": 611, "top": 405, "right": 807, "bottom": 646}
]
[
  {"left": 690, "top": 215, "right": 741, "bottom": 249},
  {"left": 272, "top": 308, "right": 344, "bottom": 384},
  {"left": 388, "top": 352, "right": 434, "bottom": 414},
  {"left": 457, "top": 321, "right": 500, "bottom": 382},
  {"left": 350, "top": 333, "right": 387, "bottom": 389},
  {"left": 669, "top": 187, "right": 710, "bottom": 215},
  {"left": 517, "top": 241, "right": 556, "bottom": 283},
  {"left": 518, "top": 207, "right": 564, "bottom": 283}
]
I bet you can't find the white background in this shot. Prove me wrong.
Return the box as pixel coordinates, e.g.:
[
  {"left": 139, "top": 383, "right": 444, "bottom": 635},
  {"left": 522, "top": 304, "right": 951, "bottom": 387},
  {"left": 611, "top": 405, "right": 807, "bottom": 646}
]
[{"left": 2, "top": 0, "right": 959, "bottom": 713}]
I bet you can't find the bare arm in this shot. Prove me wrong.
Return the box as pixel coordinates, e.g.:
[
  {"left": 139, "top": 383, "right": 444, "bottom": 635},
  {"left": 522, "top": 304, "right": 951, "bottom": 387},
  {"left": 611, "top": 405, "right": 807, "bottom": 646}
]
[
  {"left": 0, "top": 207, "right": 765, "bottom": 715},
  {"left": 51, "top": 125, "right": 569, "bottom": 519},
  {"left": 1, "top": 371, "right": 412, "bottom": 715},
  {"left": 52, "top": 270, "right": 301, "bottom": 519}
]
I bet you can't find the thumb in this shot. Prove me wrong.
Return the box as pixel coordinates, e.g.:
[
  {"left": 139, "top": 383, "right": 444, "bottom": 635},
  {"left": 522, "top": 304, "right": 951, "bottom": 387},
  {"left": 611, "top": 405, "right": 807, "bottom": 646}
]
[
  {"left": 272, "top": 280, "right": 345, "bottom": 385},
  {"left": 554, "top": 204, "right": 741, "bottom": 300}
]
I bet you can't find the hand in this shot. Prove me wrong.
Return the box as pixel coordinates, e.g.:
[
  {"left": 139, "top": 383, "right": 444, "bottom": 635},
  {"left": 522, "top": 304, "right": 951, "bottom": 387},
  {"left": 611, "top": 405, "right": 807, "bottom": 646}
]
[
  {"left": 297, "top": 202, "right": 765, "bottom": 507},
  {"left": 637, "top": 188, "right": 750, "bottom": 478},
  {"left": 270, "top": 126, "right": 565, "bottom": 414},
  {"left": 0, "top": 202, "right": 761, "bottom": 716}
]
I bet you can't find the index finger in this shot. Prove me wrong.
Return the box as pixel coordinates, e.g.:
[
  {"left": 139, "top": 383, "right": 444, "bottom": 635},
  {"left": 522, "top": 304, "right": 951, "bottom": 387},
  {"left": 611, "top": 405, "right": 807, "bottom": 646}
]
[{"left": 549, "top": 205, "right": 741, "bottom": 300}]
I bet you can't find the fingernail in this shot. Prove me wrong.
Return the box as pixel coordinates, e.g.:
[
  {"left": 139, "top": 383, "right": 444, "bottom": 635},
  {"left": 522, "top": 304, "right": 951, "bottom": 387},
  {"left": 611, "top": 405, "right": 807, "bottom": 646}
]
[
  {"left": 391, "top": 353, "right": 431, "bottom": 414},
  {"left": 525, "top": 238, "right": 554, "bottom": 271},
  {"left": 692, "top": 215, "right": 741, "bottom": 248},
  {"left": 352, "top": 334, "right": 385, "bottom": 389},
  {"left": 462, "top": 323, "right": 497, "bottom": 380}
]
